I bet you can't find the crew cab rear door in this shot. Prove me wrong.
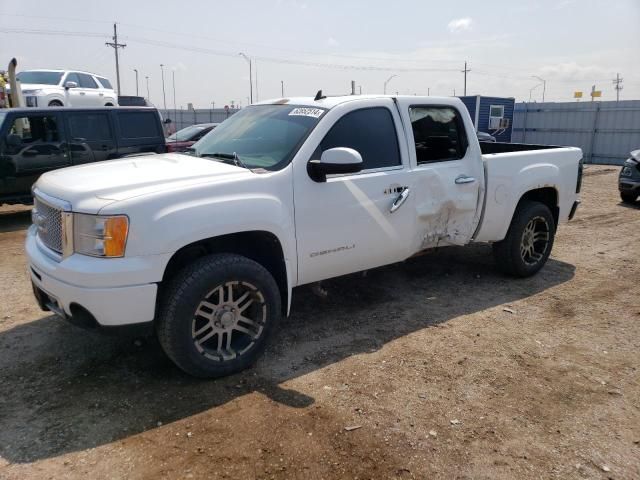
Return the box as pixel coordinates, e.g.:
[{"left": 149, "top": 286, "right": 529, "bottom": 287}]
[
  {"left": 394, "top": 98, "right": 485, "bottom": 248},
  {"left": 292, "top": 98, "right": 416, "bottom": 285}
]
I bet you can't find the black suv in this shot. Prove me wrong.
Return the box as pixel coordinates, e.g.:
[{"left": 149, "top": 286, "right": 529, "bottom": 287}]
[
  {"left": 0, "top": 107, "right": 167, "bottom": 205},
  {"left": 619, "top": 149, "right": 640, "bottom": 204}
]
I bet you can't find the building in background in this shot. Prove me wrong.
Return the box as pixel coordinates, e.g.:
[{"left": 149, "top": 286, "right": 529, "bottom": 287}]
[{"left": 458, "top": 95, "right": 515, "bottom": 142}]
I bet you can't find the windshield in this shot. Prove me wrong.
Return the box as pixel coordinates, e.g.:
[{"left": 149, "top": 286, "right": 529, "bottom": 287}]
[
  {"left": 191, "top": 105, "right": 326, "bottom": 170},
  {"left": 168, "top": 125, "right": 207, "bottom": 142},
  {"left": 16, "top": 71, "right": 64, "bottom": 85}
]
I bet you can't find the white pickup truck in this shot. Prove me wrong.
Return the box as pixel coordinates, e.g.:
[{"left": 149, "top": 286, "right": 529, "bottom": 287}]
[{"left": 25, "top": 94, "right": 582, "bottom": 377}]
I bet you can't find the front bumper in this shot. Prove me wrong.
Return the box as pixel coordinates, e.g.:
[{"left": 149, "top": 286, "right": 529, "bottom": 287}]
[
  {"left": 619, "top": 178, "right": 640, "bottom": 194},
  {"left": 26, "top": 225, "right": 169, "bottom": 327}
]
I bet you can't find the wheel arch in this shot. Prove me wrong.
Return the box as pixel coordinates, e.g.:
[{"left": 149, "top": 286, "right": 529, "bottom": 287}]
[
  {"left": 517, "top": 186, "right": 559, "bottom": 227},
  {"left": 160, "top": 230, "right": 290, "bottom": 316}
]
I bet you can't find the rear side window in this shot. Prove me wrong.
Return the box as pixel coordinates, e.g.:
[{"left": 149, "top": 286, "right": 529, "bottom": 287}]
[
  {"left": 319, "top": 107, "right": 401, "bottom": 170},
  {"left": 409, "top": 106, "right": 468, "bottom": 164},
  {"left": 67, "top": 113, "right": 111, "bottom": 141},
  {"left": 96, "top": 77, "right": 113, "bottom": 89},
  {"left": 77, "top": 73, "right": 98, "bottom": 89},
  {"left": 117, "top": 112, "right": 161, "bottom": 139}
]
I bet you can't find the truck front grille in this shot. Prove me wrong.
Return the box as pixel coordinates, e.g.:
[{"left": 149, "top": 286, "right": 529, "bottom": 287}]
[{"left": 33, "top": 196, "right": 63, "bottom": 253}]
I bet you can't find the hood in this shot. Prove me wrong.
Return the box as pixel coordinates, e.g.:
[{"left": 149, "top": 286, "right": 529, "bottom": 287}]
[
  {"left": 9, "top": 83, "right": 58, "bottom": 92},
  {"left": 36, "top": 153, "right": 251, "bottom": 212}
]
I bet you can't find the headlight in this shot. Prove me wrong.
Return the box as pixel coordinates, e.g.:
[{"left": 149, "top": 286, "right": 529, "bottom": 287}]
[
  {"left": 22, "top": 89, "right": 43, "bottom": 95},
  {"left": 73, "top": 213, "right": 129, "bottom": 257},
  {"left": 621, "top": 166, "right": 632, "bottom": 177}
]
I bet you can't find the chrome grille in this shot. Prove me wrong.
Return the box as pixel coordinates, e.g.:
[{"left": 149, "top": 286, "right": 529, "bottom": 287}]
[{"left": 33, "top": 196, "right": 63, "bottom": 253}]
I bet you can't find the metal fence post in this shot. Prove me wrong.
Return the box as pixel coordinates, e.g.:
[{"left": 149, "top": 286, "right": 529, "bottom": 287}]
[
  {"left": 522, "top": 103, "right": 528, "bottom": 143},
  {"left": 588, "top": 103, "right": 601, "bottom": 164}
]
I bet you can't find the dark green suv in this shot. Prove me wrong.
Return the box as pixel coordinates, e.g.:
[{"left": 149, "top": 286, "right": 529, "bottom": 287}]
[
  {"left": 619, "top": 149, "right": 640, "bottom": 204},
  {"left": 0, "top": 107, "right": 166, "bottom": 205}
]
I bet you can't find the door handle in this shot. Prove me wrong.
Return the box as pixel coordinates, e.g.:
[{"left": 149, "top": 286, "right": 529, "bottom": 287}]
[
  {"left": 99, "top": 93, "right": 104, "bottom": 96},
  {"left": 455, "top": 175, "right": 476, "bottom": 185},
  {"left": 390, "top": 187, "right": 410, "bottom": 213},
  {"left": 79, "top": 92, "right": 86, "bottom": 95}
]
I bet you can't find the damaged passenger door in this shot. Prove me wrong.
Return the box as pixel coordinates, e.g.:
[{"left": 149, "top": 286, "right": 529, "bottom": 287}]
[{"left": 398, "top": 101, "right": 484, "bottom": 248}]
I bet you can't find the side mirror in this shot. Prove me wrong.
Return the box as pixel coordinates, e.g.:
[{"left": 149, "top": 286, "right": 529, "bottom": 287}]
[
  {"left": 6, "top": 134, "right": 22, "bottom": 148},
  {"left": 308, "top": 147, "right": 363, "bottom": 182},
  {"left": 64, "top": 81, "right": 78, "bottom": 89},
  {"left": 163, "top": 118, "right": 172, "bottom": 124}
]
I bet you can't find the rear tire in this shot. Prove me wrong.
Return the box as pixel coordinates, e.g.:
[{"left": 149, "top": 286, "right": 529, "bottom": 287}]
[
  {"left": 157, "top": 253, "right": 281, "bottom": 378},
  {"left": 48, "top": 100, "right": 63, "bottom": 107},
  {"left": 492, "top": 201, "right": 556, "bottom": 277},
  {"left": 620, "top": 191, "right": 637, "bottom": 204}
]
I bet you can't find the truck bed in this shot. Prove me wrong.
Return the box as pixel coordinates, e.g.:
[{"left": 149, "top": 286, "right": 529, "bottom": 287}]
[{"left": 473, "top": 145, "right": 582, "bottom": 243}]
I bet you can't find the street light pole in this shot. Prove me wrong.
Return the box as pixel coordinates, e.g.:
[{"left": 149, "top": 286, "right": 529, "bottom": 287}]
[
  {"left": 172, "top": 70, "right": 177, "bottom": 126},
  {"left": 529, "top": 83, "right": 542, "bottom": 102},
  {"left": 532, "top": 75, "right": 546, "bottom": 102},
  {"left": 238, "top": 53, "right": 253, "bottom": 104},
  {"left": 145, "top": 76, "right": 150, "bottom": 101},
  {"left": 160, "top": 64, "right": 167, "bottom": 111},
  {"left": 133, "top": 69, "right": 139, "bottom": 96},
  {"left": 383, "top": 74, "right": 397, "bottom": 95},
  {"left": 281, "top": 80, "right": 284, "bottom": 97}
]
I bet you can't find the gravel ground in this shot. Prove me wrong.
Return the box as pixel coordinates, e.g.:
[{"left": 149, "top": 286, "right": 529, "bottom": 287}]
[{"left": 0, "top": 166, "right": 638, "bottom": 479}]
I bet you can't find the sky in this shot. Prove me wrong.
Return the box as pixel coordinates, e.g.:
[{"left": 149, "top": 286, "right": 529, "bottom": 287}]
[{"left": 1, "top": 0, "right": 639, "bottom": 108}]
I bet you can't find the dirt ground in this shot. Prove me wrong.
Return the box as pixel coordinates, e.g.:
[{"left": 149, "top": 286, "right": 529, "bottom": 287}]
[{"left": 0, "top": 166, "right": 638, "bottom": 480}]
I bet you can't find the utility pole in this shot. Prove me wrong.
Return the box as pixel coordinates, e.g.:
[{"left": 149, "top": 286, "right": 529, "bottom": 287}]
[
  {"left": 281, "top": 80, "right": 284, "bottom": 97},
  {"left": 461, "top": 61, "right": 470, "bottom": 96},
  {"left": 613, "top": 73, "right": 623, "bottom": 102},
  {"left": 133, "top": 69, "right": 139, "bottom": 96},
  {"left": 238, "top": 53, "right": 253, "bottom": 104},
  {"left": 145, "top": 76, "right": 150, "bottom": 101},
  {"left": 106, "top": 23, "right": 126, "bottom": 95},
  {"left": 160, "top": 64, "right": 167, "bottom": 111}
]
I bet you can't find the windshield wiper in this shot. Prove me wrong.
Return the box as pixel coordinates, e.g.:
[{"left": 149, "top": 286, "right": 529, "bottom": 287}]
[{"left": 201, "top": 152, "right": 249, "bottom": 169}]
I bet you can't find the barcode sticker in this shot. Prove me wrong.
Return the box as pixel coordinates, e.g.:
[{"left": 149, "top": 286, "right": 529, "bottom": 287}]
[{"left": 288, "top": 107, "right": 324, "bottom": 118}]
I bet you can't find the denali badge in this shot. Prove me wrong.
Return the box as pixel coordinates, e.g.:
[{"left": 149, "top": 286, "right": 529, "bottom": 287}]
[{"left": 310, "top": 244, "right": 355, "bottom": 258}]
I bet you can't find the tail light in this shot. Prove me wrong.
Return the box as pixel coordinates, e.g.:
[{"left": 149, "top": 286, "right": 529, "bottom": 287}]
[{"left": 576, "top": 158, "right": 583, "bottom": 193}]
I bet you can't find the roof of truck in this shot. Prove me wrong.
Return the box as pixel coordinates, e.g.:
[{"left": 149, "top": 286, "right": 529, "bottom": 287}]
[{"left": 256, "top": 94, "right": 461, "bottom": 109}]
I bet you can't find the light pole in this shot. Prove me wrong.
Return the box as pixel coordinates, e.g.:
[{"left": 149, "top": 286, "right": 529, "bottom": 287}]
[
  {"left": 133, "top": 69, "right": 139, "bottom": 96},
  {"left": 383, "top": 74, "right": 397, "bottom": 94},
  {"left": 281, "top": 80, "right": 284, "bottom": 97},
  {"left": 145, "top": 76, "right": 150, "bottom": 101},
  {"left": 172, "top": 70, "right": 177, "bottom": 127},
  {"left": 532, "top": 75, "right": 546, "bottom": 102},
  {"left": 238, "top": 53, "right": 253, "bottom": 104},
  {"left": 160, "top": 64, "right": 167, "bottom": 111},
  {"left": 529, "top": 83, "right": 542, "bottom": 102}
]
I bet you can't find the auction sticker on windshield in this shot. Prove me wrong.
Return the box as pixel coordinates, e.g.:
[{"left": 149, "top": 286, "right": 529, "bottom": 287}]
[{"left": 288, "top": 107, "right": 324, "bottom": 118}]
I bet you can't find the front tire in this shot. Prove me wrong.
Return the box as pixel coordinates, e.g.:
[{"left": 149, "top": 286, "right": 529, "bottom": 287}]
[
  {"left": 48, "top": 100, "right": 63, "bottom": 107},
  {"left": 620, "top": 191, "right": 637, "bottom": 204},
  {"left": 157, "top": 254, "right": 281, "bottom": 378},
  {"left": 493, "top": 201, "right": 556, "bottom": 277}
]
